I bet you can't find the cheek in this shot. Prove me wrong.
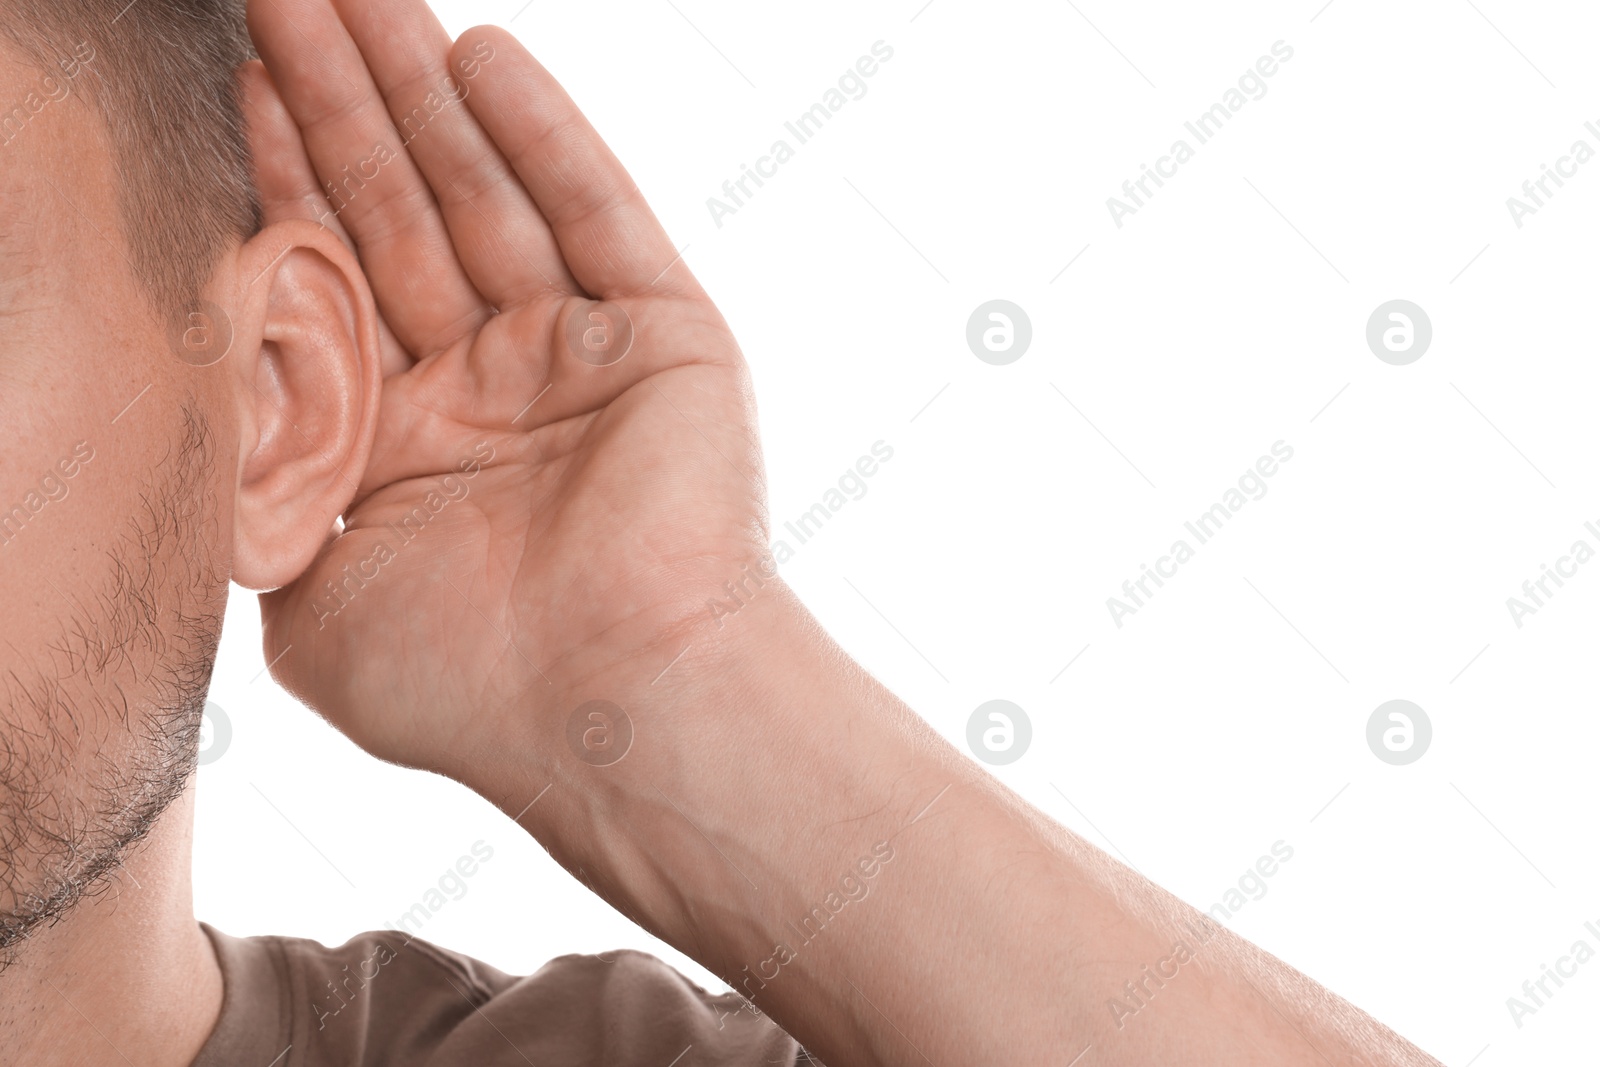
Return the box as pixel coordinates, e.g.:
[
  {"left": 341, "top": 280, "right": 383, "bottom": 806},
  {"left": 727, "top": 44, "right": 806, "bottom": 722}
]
[{"left": 0, "top": 381, "right": 231, "bottom": 654}]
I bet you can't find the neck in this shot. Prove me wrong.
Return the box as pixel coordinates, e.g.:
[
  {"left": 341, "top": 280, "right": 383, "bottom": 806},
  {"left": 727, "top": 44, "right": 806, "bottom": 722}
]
[{"left": 0, "top": 783, "right": 222, "bottom": 1067}]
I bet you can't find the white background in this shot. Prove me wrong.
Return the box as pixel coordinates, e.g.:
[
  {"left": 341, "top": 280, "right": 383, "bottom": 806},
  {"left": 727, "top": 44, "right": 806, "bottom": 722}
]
[{"left": 194, "top": 2, "right": 1600, "bottom": 1062}]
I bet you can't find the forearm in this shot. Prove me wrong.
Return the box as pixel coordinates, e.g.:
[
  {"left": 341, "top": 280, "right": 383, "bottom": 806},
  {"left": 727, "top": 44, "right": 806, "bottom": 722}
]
[{"left": 463, "top": 581, "right": 1440, "bottom": 1067}]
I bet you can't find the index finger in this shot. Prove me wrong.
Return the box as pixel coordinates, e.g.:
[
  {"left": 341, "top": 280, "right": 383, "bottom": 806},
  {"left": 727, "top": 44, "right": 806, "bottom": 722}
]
[
  {"left": 248, "top": 0, "right": 493, "bottom": 359},
  {"left": 239, "top": 59, "right": 414, "bottom": 378}
]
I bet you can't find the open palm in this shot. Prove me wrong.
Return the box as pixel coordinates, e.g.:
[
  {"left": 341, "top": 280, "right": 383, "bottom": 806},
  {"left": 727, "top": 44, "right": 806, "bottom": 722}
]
[{"left": 248, "top": 2, "right": 769, "bottom": 777}]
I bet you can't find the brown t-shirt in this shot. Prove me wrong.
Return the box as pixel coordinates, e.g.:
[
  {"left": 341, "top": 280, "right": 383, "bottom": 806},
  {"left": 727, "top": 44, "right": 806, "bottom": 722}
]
[{"left": 192, "top": 923, "right": 812, "bottom": 1066}]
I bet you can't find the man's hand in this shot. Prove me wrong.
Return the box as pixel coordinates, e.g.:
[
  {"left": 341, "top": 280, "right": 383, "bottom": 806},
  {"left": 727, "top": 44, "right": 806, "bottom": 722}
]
[
  {"left": 242, "top": 6, "right": 1449, "bottom": 1066},
  {"left": 247, "top": 0, "right": 767, "bottom": 780}
]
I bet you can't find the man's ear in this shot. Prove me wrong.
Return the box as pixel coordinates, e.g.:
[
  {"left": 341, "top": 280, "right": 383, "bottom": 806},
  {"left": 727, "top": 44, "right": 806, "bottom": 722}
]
[{"left": 226, "top": 218, "right": 384, "bottom": 591}]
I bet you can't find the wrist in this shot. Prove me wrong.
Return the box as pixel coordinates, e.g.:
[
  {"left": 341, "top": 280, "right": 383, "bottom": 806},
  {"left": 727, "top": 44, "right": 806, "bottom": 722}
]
[
  {"left": 459, "top": 573, "right": 955, "bottom": 960},
  {"left": 456, "top": 579, "right": 1096, "bottom": 1066}
]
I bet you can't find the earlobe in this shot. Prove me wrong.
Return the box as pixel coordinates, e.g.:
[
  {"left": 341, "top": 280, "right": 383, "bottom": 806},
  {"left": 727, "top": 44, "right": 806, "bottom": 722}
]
[{"left": 227, "top": 219, "right": 383, "bottom": 591}]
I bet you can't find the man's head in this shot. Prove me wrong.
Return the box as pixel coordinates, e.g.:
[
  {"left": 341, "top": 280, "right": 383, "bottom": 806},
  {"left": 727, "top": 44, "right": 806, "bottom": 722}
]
[
  {"left": 1, "top": 0, "right": 261, "bottom": 320},
  {"left": 0, "top": 0, "right": 382, "bottom": 964}
]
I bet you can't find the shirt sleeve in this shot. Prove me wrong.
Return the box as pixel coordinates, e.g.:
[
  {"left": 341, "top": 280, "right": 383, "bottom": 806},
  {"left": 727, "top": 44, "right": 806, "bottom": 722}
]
[{"left": 417, "top": 945, "right": 815, "bottom": 1067}]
